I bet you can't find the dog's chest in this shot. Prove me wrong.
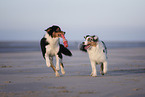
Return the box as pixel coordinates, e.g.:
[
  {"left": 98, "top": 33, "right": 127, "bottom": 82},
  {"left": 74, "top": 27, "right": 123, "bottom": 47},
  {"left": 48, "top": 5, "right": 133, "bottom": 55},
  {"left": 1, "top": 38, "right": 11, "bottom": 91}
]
[
  {"left": 88, "top": 44, "right": 105, "bottom": 62},
  {"left": 45, "top": 35, "right": 60, "bottom": 55},
  {"left": 88, "top": 46, "right": 101, "bottom": 57}
]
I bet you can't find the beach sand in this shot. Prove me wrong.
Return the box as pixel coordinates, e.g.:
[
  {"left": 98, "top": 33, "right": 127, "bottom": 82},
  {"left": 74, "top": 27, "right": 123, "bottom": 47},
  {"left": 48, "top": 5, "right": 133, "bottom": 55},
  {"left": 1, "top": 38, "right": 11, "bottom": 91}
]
[{"left": 0, "top": 47, "right": 145, "bottom": 97}]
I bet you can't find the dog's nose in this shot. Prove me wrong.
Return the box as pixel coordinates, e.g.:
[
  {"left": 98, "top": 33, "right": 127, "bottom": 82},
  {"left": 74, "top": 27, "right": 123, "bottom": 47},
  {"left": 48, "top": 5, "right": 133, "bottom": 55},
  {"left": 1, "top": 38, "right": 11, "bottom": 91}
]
[{"left": 82, "top": 42, "right": 85, "bottom": 44}]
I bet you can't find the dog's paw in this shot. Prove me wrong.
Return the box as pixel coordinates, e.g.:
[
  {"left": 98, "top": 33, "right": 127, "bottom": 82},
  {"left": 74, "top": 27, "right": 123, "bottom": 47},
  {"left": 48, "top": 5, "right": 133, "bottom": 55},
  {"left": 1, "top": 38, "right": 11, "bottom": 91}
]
[
  {"left": 100, "top": 71, "right": 104, "bottom": 75},
  {"left": 61, "top": 69, "right": 65, "bottom": 75},
  {"left": 55, "top": 71, "right": 60, "bottom": 77},
  {"left": 91, "top": 74, "right": 97, "bottom": 77},
  {"left": 90, "top": 72, "right": 93, "bottom": 76},
  {"left": 90, "top": 73, "right": 97, "bottom": 77},
  {"left": 56, "top": 67, "right": 60, "bottom": 71},
  {"left": 101, "top": 73, "right": 104, "bottom": 75},
  {"left": 46, "top": 62, "right": 51, "bottom": 67}
]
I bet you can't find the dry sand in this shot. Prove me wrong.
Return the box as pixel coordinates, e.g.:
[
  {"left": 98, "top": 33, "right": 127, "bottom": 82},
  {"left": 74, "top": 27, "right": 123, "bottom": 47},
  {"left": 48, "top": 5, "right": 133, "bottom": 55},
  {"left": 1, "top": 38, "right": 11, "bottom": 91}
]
[{"left": 0, "top": 48, "right": 145, "bottom": 97}]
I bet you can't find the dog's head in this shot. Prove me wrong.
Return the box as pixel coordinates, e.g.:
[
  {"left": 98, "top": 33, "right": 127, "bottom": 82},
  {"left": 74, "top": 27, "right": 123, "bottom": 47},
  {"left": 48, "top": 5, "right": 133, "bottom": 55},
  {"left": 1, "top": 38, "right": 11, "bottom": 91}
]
[
  {"left": 45, "top": 25, "right": 65, "bottom": 38},
  {"left": 83, "top": 35, "right": 99, "bottom": 49}
]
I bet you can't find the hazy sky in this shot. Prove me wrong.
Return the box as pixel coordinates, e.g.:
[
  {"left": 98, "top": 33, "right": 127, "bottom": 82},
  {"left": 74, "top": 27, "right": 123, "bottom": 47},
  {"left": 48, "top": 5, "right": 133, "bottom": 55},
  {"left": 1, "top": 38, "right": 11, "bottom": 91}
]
[{"left": 0, "top": 0, "right": 145, "bottom": 41}]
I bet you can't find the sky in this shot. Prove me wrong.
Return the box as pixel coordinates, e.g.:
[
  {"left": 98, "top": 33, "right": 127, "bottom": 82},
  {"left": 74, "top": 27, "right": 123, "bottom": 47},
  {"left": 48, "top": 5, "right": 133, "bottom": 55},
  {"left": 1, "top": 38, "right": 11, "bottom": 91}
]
[{"left": 0, "top": 0, "right": 145, "bottom": 42}]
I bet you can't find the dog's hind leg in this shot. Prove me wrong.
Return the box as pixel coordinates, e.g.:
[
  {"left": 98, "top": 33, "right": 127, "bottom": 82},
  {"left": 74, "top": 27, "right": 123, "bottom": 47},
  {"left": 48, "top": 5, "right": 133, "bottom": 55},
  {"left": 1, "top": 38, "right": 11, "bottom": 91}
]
[
  {"left": 100, "top": 63, "right": 104, "bottom": 75},
  {"left": 50, "top": 64, "right": 56, "bottom": 72},
  {"left": 55, "top": 55, "right": 60, "bottom": 77},
  {"left": 60, "top": 63, "right": 65, "bottom": 75},
  {"left": 50, "top": 64, "right": 60, "bottom": 77},
  {"left": 49, "top": 57, "right": 60, "bottom": 77}
]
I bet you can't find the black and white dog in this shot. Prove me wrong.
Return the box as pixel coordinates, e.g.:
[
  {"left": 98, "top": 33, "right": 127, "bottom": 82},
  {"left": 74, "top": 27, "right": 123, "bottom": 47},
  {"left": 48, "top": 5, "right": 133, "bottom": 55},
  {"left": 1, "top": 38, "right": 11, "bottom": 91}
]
[
  {"left": 80, "top": 35, "right": 108, "bottom": 77},
  {"left": 40, "top": 25, "right": 72, "bottom": 77}
]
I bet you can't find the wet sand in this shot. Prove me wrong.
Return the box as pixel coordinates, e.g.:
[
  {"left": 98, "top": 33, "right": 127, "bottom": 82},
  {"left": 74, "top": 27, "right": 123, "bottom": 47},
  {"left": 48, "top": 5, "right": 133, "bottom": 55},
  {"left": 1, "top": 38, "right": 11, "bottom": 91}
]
[{"left": 0, "top": 48, "right": 145, "bottom": 97}]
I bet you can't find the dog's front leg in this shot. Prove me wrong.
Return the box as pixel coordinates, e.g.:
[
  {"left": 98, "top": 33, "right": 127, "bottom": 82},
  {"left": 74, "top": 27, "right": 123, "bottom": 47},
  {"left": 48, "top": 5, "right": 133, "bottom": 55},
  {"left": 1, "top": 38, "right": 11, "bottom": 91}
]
[
  {"left": 50, "top": 64, "right": 59, "bottom": 77},
  {"left": 90, "top": 61, "right": 97, "bottom": 77},
  {"left": 55, "top": 55, "right": 60, "bottom": 77},
  {"left": 45, "top": 54, "right": 51, "bottom": 67},
  {"left": 103, "top": 61, "right": 108, "bottom": 74},
  {"left": 55, "top": 55, "right": 60, "bottom": 71},
  {"left": 49, "top": 57, "right": 56, "bottom": 72},
  {"left": 46, "top": 56, "right": 59, "bottom": 77}
]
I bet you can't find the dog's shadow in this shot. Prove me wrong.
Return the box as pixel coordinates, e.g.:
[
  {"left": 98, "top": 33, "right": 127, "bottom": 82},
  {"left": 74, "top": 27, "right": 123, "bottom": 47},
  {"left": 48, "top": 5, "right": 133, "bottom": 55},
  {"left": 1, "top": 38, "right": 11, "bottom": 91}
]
[
  {"left": 106, "top": 68, "right": 145, "bottom": 77},
  {"left": 64, "top": 68, "right": 145, "bottom": 77}
]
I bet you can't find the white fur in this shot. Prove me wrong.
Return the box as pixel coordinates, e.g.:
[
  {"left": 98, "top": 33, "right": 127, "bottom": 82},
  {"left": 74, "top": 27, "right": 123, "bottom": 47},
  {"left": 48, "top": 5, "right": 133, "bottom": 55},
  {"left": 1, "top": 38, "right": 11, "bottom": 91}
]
[
  {"left": 44, "top": 33, "right": 63, "bottom": 76},
  {"left": 85, "top": 40, "right": 108, "bottom": 77},
  {"left": 84, "top": 37, "right": 93, "bottom": 45}
]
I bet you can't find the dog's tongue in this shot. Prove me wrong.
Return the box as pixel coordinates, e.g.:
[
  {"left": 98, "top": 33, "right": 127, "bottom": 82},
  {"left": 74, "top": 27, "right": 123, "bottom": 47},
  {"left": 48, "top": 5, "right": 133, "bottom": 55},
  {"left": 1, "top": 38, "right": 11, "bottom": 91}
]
[
  {"left": 84, "top": 45, "right": 91, "bottom": 50},
  {"left": 61, "top": 34, "right": 68, "bottom": 47}
]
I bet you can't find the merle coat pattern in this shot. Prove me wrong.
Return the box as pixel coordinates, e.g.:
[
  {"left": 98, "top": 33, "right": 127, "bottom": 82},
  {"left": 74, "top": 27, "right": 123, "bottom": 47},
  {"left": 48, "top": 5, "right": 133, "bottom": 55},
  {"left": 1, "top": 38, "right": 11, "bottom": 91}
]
[{"left": 80, "top": 35, "right": 108, "bottom": 77}]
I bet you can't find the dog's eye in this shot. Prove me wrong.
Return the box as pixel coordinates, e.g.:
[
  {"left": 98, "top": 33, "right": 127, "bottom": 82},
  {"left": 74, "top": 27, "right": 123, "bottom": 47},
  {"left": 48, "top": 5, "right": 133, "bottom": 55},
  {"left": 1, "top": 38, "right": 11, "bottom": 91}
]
[{"left": 88, "top": 38, "right": 92, "bottom": 42}]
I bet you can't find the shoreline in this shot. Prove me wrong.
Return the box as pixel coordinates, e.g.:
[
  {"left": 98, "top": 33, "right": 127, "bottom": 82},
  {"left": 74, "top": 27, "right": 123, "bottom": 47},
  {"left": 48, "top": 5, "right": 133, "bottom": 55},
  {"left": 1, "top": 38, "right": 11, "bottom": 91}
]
[{"left": 1, "top": 41, "right": 145, "bottom": 53}]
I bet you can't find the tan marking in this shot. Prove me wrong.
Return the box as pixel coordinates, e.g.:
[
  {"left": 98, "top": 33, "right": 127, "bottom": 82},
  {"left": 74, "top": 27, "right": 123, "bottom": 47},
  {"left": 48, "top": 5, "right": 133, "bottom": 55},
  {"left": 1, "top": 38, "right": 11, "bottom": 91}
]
[
  {"left": 50, "top": 64, "right": 56, "bottom": 72},
  {"left": 52, "top": 31, "right": 65, "bottom": 38},
  {"left": 50, "top": 61, "right": 60, "bottom": 77},
  {"left": 60, "top": 63, "right": 65, "bottom": 75},
  {"left": 87, "top": 42, "right": 97, "bottom": 47}
]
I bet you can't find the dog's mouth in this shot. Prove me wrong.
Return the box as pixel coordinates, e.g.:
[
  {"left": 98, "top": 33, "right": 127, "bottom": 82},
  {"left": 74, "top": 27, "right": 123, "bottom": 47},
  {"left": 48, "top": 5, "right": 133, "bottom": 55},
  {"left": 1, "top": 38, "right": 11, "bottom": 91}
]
[
  {"left": 53, "top": 31, "right": 64, "bottom": 38},
  {"left": 84, "top": 44, "right": 91, "bottom": 50}
]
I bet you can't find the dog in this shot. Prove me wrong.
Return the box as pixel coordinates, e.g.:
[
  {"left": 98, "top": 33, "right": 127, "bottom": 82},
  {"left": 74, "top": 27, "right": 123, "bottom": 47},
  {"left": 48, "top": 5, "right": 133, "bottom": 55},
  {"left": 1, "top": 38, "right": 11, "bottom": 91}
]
[
  {"left": 80, "top": 35, "right": 108, "bottom": 77},
  {"left": 40, "top": 25, "right": 72, "bottom": 77}
]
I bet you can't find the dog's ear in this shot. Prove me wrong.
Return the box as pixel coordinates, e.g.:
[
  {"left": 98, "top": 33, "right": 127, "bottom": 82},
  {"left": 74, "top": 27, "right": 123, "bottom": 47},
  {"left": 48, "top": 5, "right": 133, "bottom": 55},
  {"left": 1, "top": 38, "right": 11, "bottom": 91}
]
[
  {"left": 45, "top": 27, "right": 53, "bottom": 37},
  {"left": 52, "top": 25, "right": 61, "bottom": 32},
  {"left": 92, "top": 35, "right": 98, "bottom": 42},
  {"left": 84, "top": 35, "right": 90, "bottom": 39},
  {"left": 45, "top": 27, "right": 51, "bottom": 32}
]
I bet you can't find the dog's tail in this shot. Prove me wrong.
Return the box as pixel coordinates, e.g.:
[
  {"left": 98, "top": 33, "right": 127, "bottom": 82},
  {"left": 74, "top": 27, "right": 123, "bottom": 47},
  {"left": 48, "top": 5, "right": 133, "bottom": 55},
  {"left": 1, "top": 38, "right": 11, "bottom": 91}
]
[{"left": 60, "top": 44, "right": 72, "bottom": 56}]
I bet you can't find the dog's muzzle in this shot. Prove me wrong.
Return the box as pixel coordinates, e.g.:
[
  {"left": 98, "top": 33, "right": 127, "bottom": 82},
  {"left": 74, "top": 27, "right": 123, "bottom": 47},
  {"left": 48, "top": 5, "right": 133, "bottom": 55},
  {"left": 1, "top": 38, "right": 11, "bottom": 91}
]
[{"left": 84, "top": 44, "right": 91, "bottom": 50}]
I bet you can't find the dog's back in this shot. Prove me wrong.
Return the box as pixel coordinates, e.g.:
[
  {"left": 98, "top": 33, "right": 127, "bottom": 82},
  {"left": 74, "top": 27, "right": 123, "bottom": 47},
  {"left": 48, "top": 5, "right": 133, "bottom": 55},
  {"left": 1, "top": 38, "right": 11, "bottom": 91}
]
[{"left": 101, "top": 40, "right": 107, "bottom": 55}]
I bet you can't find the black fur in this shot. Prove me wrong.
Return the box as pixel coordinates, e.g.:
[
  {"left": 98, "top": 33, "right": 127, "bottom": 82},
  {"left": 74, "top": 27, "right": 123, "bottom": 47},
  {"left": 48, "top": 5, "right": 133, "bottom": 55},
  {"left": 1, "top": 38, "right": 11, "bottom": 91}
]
[
  {"left": 84, "top": 35, "right": 90, "bottom": 39},
  {"left": 45, "top": 25, "right": 61, "bottom": 38},
  {"left": 79, "top": 42, "right": 87, "bottom": 52},
  {"left": 40, "top": 37, "right": 49, "bottom": 59},
  {"left": 101, "top": 63, "right": 104, "bottom": 75},
  {"left": 59, "top": 44, "right": 72, "bottom": 56},
  {"left": 40, "top": 25, "right": 72, "bottom": 60},
  {"left": 101, "top": 41, "right": 107, "bottom": 54},
  {"left": 92, "top": 35, "right": 98, "bottom": 42},
  {"left": 40, "top": 38, "right": 72, "bottom": 60},
  {"left": 57, "top": 46, "right": 63, "bottom": 59}
]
